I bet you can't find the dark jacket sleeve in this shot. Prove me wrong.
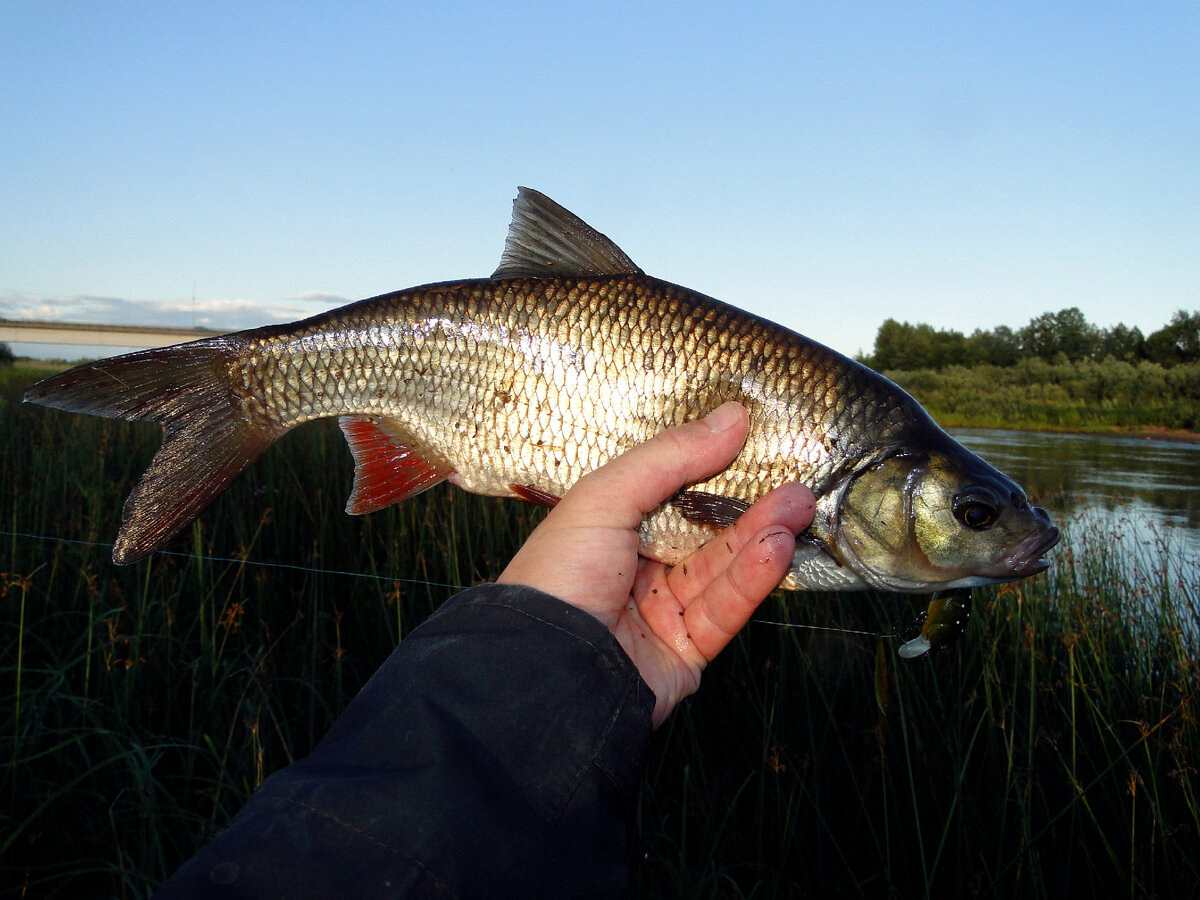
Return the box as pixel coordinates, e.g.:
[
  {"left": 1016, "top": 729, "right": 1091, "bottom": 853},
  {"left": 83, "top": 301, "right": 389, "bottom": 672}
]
[{"left": 154, "top": 583, "right": 656, "bottom": 899}]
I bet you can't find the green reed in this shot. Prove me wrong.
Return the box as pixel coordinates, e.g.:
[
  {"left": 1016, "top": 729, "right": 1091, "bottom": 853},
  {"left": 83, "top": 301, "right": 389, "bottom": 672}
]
[{"left": 2, "top": 366, "right": 1197, "bottom": 898}]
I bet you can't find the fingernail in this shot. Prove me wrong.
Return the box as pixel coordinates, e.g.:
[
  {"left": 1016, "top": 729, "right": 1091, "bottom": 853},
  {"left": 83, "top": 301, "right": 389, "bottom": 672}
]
[{"left": 703, "top": 402, "right": 743, "bottom": 432}]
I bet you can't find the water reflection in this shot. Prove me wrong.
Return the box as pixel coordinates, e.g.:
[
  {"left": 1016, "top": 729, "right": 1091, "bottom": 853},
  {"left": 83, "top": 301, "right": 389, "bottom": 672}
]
[{"left": 951, "top": 428, "right": 1200, "bottom": 560}]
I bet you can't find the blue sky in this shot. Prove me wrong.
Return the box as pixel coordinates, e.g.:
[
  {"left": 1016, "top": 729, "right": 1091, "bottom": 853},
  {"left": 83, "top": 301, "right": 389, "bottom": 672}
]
[{"left": 3, "top": 1, "right": 1197, "bottom": 359}]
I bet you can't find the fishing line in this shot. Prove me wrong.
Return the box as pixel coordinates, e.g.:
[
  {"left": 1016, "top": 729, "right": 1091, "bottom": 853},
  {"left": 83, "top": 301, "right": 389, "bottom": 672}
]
[
  {"left": 4, "top": 529, "right": 898, "bottom": 640},
  {"left": 751, "top": 618, "right": 884, "bottom": 637},
  {"left": 0, "top": 529, "right": 468, "bottom": 593}
]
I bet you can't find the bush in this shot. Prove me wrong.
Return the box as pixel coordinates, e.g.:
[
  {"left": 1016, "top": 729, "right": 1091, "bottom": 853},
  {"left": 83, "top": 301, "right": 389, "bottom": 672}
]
[
  {"left": 0, "top": 341, "right": 14, "bottom": 366},
  {"left": 886, "top": 358, "right": 1200, "bottom": 432}
]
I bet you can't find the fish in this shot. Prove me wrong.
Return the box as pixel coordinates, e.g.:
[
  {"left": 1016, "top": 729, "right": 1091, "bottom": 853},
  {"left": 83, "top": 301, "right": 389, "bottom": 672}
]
[
  {"left": 896, "top": 590, "right": 973, "bottom": 658},
  {"left": 25, "top": 187, "right": 1059, "bottom": 590}
]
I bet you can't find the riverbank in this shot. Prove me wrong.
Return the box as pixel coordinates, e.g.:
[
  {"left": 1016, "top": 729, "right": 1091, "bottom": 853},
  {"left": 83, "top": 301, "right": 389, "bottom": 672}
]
[
  {"left": 9, "top": 356, "right": 79, "bottom": 371},
  {"left": 941, "top": 418, "right": 1200, "bottom": 445},
  {"left": 1100, "top": 424, "right": 1200, "bottom": 444}
]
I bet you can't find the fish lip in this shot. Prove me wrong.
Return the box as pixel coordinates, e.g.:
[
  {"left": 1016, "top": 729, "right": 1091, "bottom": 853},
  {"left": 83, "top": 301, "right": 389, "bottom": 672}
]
[{"left": 998, "top": 525, "right": 1061, "bottom": 577}]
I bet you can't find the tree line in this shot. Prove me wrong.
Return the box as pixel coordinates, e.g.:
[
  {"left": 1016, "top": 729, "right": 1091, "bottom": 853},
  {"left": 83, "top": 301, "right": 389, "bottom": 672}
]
[{"left": 864, "top": 308, "right": 1200, "bottom": 371}]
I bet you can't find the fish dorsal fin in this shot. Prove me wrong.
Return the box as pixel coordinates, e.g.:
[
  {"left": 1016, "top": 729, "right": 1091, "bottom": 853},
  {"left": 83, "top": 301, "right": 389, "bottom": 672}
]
[{"left": 492, "top": 186, "right": 643, "bottom": 279}]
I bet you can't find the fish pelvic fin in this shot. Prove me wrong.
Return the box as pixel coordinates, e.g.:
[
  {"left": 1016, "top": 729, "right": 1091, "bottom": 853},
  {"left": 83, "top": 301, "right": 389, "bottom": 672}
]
[
  {"left": 339, "top": 416, "right": 454, "bottom": 514},
  {"left": 24, "top": 337, "right": 287, "bottom": 564},
  {"left": 491, "top": 187, "right": 644, "bottom": 279}
]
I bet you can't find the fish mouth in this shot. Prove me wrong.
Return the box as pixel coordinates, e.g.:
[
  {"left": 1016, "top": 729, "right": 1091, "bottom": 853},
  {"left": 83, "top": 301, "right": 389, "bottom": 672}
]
[{"left": 994, "top": 523, "right": 1061, "bottom": 578}]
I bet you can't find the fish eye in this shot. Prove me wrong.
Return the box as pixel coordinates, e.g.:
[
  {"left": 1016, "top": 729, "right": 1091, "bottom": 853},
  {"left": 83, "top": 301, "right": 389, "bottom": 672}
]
[{"left": 953, "top": 488, "right": 1000, "bottom": 530}]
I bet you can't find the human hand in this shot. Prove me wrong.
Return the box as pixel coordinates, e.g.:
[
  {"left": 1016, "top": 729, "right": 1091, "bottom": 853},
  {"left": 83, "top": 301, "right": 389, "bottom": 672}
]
[{"left": 498, "top": 402, "right": 815, "bottom": 726}]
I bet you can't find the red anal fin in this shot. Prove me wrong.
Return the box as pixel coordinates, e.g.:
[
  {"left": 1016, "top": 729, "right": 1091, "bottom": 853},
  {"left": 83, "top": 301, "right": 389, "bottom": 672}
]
[
  {"left": 509, "top": 483, "right": 561, "bottom": 507},
  {"left": 339, "top": 416, "right": 454, "bottom": 514},
  {"left": 672, "top": 490, "right": 750, "bottom": 528}
]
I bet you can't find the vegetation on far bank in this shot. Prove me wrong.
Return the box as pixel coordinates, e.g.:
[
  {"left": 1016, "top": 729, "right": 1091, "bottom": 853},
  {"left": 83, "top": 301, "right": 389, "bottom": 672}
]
[
  {"left": 851, "top": 306, "right": 1200, "bottom": 435},
  {"left": 861, "top": 307, "right": 1200, "bottom": 372},
  {"left": 886, "top": 356, "right": 1200, "bottom": 434}
]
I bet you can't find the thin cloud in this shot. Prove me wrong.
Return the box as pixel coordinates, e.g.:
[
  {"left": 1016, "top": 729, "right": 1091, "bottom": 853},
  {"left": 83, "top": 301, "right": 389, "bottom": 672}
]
[
  {"left": 0, "top": 291, "right": 351, "bottom": 332},
  {"left": 284, "top": 291, "right": 351, "bottom": 306}
]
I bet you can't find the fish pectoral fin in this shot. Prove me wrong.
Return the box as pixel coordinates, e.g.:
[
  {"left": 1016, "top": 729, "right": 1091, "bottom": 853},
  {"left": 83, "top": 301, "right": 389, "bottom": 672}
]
[
  {"left": 491, "top": 187, "right": 644, "bottom": 279},
  {"left": 671, "top": 490, "right": 751, "bottom": 529},
  {"left": 339, "top": 416, "right": 454, "bottom": 514},
  {"left": 781, "top": 537, "right": 872, "bottom": 591}
]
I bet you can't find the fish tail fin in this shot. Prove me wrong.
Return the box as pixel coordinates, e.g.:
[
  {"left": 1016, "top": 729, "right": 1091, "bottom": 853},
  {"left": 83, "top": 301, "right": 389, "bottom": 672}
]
[{"left": 24, "top": 337, "right": 287, "bottom": 564}]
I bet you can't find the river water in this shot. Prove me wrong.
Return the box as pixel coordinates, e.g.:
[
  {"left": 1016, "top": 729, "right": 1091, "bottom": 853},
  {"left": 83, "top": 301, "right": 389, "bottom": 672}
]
[{"left": 950, "top": 429, "right": 1200, "bottom": 569}]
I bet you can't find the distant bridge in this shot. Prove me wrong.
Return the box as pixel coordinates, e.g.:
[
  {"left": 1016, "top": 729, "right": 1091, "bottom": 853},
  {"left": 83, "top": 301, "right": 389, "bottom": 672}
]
[{"left": 0, "top": 319, "right": 224, "bottom": 349}]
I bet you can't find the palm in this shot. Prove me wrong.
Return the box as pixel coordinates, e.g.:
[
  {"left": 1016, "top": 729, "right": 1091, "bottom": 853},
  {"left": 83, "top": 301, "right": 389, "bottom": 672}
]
[{"left": 498, "top": 404, "right": 813, "bottom": 726}]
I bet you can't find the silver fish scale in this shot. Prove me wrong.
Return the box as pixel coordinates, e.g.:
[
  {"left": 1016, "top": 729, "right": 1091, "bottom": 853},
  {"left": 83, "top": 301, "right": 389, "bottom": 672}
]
[{"left": 225, "top": 274, "right": 918, "bottom": 563}]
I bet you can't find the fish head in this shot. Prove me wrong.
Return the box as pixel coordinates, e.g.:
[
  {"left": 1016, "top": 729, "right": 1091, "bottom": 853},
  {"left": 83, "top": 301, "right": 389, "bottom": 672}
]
[{"left": 834, "top": 446, "right": 1060, "bottom": 593}]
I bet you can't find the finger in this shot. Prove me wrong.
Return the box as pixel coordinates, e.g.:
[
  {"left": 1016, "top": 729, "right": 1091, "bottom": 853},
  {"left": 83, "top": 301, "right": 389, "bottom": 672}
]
[
  {"left": 552, "top": 402, "right": 750, "bottom": 531},
  {"left": 497, "top": 403, "right": 750, "bottom": 602},
  {"left": 665, "top": 483, "right": 815, "bottom": 606},
  {"left": 680, "top": 524, "right": 798, "bottom": 663}
]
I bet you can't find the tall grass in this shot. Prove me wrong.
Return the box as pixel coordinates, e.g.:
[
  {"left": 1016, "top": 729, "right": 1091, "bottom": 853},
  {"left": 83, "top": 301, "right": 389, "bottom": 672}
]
[{"left": 2, "top": 366, "right": 1198, "bottom": 898}]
